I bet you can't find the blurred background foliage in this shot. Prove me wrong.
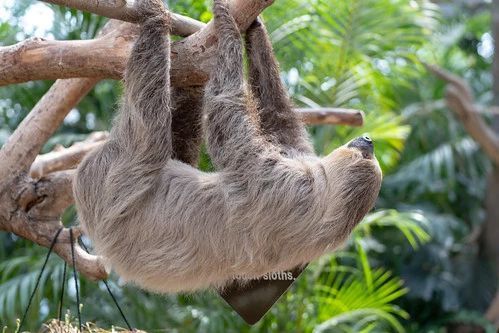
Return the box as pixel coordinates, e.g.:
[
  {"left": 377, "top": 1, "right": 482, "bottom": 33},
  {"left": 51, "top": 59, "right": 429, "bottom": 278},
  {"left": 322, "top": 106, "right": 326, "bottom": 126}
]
[{"left": 0, "top": 0, "right": 498, "bottom": 332}]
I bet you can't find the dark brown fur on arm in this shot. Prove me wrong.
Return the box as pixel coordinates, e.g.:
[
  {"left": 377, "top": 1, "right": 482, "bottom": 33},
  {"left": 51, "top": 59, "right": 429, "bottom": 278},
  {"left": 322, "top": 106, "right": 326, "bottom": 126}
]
[
  {"left": 245, "top": 19, "right": 313, "bottom": 156},
  {"left": 171, "top": 86, "right": 204, "bottom": 166}
]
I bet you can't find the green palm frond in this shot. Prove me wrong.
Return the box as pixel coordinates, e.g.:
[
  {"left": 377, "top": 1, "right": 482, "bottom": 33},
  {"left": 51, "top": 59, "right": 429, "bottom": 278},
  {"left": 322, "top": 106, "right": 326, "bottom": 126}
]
[
  {"left": 356, "top": 210, "right": 431, "bottom": 249},
  {"left": 0, "top": 255, "right": 66, "bottom": 327},
  {"left": 312, "top": 250, "right": 408, "bottom": 333},
  {"left": 273, "top": 0, "right": 438, "bottom": 113},
  {"left": 384, "top": 137, "right": 488, "bottom": 198}
]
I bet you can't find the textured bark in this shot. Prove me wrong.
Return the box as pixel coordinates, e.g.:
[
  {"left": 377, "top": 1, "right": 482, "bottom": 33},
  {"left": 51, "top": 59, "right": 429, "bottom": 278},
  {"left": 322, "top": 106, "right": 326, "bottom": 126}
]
[
  {"left": 0, "top": 21, "right": 119, "bottom": 280},
  {"left": 297, "top": 108, "right": 364, "bottom": 126},
  {"left": 30, "top": 132, "right": 109, "bottom": 179},
  {"left": 41, "top": 0, "right": 205, "bottom": 37},
  {"left": 0, "top": 170, "right": 107, "bottom": 280},
  {"left": 0, "top": 0, "right": 271, "bottom": 87}
]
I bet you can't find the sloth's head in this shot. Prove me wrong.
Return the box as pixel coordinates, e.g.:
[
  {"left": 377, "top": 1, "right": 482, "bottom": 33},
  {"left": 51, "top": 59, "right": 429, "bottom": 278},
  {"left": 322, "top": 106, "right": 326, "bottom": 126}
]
[{"left": 320, "top": 135, "right": 383, "bottom": 236}]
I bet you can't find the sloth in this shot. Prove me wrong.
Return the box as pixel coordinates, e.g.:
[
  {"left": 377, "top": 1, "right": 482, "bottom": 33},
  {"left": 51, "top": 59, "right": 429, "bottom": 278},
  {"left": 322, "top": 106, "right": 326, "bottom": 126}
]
[{"left": 74, "top": 0, "right": 382, "bottom": 293}]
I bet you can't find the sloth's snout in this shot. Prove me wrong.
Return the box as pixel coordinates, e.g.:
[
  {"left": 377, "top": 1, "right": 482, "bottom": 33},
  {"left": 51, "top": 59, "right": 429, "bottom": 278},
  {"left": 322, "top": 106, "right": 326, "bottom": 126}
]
[{"left": 347, "top": 135, "right": 374, "bottom": 159}]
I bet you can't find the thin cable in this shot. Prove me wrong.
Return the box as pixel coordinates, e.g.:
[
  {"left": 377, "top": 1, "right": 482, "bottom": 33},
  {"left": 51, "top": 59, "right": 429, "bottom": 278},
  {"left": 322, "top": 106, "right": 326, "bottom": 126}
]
[
  {"left": 58, "top": 261, "right": 67, "bottom": 321},
  {"left": 69, "top": 228, "right": 82, "bottom": 331},
  {"left": 79, "top": 240, "right": 133, "bottom": 331},
  {"left": 19, "top": 227, "right": 63, "bottom": 332}
]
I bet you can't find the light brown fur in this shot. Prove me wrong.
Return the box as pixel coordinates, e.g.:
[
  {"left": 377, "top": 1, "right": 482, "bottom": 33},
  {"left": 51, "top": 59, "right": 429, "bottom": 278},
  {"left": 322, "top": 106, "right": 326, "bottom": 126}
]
[{"left": 74, "top": 0, "right": 382, "bottom": 293}]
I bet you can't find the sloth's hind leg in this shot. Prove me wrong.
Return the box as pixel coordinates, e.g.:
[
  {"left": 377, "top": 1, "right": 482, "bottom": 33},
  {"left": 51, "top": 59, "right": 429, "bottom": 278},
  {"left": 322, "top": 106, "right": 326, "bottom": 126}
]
[
  {"left": 245, "top": 20, "right": 313, "bottom": 156},
  {"left": 204, "top": 0, "right": 267, "bottom": 171}
]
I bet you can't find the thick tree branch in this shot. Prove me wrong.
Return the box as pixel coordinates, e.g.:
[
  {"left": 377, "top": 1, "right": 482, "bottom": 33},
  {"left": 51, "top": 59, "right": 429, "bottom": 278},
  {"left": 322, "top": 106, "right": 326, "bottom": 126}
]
[
  {"left": 0, "top": 20, "right": 125, "bottom": 182},
  {"left": 0, "top": 170, "right": 107, "bottom": 280},
  {"left": 0, "top": 0, "right": 273, "bottom": 87},
  {"left": 0, "top": 78, "right": 98, "bottom": 183},
  {"left": 0, "top": 22, "right": 137, "bottom": 87},
  {"left": 427, "top": 64, "right": 499, "bottom": 165},
  {"left": 0, "top": 82, "right": 105, "bottom": 279},
  {"left": 40, "top": 0, "right": 206, "bottom": 37}
]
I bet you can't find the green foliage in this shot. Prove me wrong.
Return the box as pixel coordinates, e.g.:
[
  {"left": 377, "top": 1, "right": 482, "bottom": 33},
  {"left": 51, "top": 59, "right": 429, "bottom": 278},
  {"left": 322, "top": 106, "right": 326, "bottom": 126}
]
[{"left": 312, "top": 267, "right": 408, "bottom": 333}]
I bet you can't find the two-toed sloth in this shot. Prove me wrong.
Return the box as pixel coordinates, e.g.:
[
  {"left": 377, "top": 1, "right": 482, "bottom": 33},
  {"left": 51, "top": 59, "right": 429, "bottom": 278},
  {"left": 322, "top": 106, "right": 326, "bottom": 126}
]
[{"left": 74, "top": 0, "right": 382, "bottom": 293}]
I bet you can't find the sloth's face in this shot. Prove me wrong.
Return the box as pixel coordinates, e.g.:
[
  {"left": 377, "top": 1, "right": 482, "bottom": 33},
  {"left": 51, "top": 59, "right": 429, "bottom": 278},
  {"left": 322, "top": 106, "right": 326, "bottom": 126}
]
[
  {"left": 346, "top": 135, "right": 376, "bottom": 160},
  {"left": 321, "top": 136, "right": 383, "bottom": 231},
  {"left": 324, "top": 135, "right": 382, "bottom": 175}
]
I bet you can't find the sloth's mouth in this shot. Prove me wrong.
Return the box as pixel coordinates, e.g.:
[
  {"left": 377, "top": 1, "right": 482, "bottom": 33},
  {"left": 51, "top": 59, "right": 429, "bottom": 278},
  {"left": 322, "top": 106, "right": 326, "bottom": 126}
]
[{"left": 347, "top": 135, "right": 374, "bottom": 159}]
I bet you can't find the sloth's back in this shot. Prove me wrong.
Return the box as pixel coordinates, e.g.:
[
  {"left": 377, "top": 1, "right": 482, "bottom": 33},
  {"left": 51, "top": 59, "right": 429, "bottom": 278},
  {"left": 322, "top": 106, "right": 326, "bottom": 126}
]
[
  {"left": 121, "top": 157, "right": 328, "bottom": 292},
  {"left": 78, "top": 154, "right": 327, "bottom": 293}
]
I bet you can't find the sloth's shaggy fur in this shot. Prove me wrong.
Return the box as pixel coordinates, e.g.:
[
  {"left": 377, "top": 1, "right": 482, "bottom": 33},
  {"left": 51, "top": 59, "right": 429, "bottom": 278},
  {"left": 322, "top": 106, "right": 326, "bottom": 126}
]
[{"left": 74, "top": 0, "right": 383, "bottom": 293}]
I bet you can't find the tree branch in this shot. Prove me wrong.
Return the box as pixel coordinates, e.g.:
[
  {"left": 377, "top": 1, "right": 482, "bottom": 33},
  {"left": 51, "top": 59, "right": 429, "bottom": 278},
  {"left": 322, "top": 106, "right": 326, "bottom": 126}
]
[
  {"left": 0, "top": 0, "right": 274, "bottom": 87},
  {"left": 0, "top": 78, "right": 99, "bottom": 183},
  {"left": 0, "top": 23, "right": 120, "bottom": 280},
  {"left": 0, "top": 170, "right": 107, "bottom": 280},
  {"left": 30, "top": 132, "right": 109, "bottom": 178},
  {"left": 297, "top": 108, "right": 364, "bottom": 126},
  {"left": 427, "top": 64, "right": 499, "bottom": 165},
  {"left": 40, "top": 0, "right": 206, "bottom": 37},
  {"left": 0, "top": 81, "right": 105, "bottom": 279},
  {"left": 0, "top": 22, "right": 136, "bottom": 86},
  {"left": 0, "top": 20, "right": 125, "bottom": 182}
]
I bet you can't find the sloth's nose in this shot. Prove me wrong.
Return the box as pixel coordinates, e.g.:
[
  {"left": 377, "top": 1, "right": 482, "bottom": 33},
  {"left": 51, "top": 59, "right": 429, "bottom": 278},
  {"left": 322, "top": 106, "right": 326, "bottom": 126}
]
[{"left": 347, "top": 135, "right": 374, "bottom": 158}]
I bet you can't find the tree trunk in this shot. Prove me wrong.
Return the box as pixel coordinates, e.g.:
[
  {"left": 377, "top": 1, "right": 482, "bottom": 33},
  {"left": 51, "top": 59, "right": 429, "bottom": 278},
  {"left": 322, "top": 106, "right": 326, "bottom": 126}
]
[
  {"left": 482, "top": 0, "right": 499, "bottom": 326},
  {"left": 481, "top": 0, "right": 499, "bottom": 274}
]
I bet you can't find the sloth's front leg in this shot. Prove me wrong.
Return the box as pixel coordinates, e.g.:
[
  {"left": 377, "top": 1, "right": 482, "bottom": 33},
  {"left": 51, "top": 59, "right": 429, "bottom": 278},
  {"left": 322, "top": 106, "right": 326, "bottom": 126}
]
[{"left": 171, "top": 86, "right": 204, "bottom": 166}]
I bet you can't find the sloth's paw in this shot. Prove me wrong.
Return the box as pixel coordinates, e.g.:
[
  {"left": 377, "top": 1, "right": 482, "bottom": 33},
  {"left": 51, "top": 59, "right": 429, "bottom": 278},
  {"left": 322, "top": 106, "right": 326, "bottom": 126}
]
[
  {"left": 212, "top": 0, "right": 230, "bottom": 20},
  {"left": 136, "top": 0, "right": 171, "bottom": 28}
]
